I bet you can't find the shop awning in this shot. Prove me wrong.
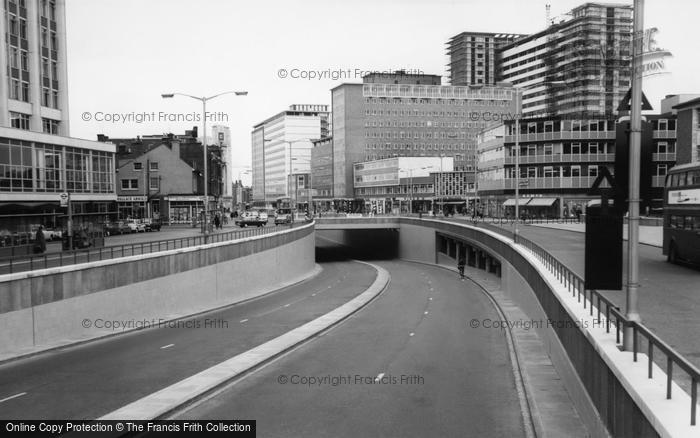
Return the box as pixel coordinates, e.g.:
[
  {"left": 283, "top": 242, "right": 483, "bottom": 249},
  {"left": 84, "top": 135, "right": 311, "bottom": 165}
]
[
  {"left": 526, "top": 198, "right": 558, "bottom": 207},
  {"left": 502, "top": 198, "right": 531, "bottom": 206}
]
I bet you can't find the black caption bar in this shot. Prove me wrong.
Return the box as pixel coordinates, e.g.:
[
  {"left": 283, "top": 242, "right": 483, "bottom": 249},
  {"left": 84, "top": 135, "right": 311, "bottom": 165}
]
[{"left": 1, "top": 421, "right": 256, "bottom": 437}]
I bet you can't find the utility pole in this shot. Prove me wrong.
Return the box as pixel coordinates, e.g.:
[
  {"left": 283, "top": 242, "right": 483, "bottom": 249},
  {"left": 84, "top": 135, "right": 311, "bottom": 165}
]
[{"left": 624, "top": 0, "right": 644, "bottom": 350}]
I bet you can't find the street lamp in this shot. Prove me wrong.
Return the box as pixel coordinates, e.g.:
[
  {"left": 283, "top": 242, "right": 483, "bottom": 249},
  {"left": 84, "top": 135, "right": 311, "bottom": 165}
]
[{"left": 161, "top": 90, "right": 247, "bottom": 239}]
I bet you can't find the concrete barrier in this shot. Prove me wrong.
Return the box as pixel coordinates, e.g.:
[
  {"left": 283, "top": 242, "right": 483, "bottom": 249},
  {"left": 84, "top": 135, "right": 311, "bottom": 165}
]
[{"left": 0, "top": 224, "right": 315, "bottom": 357}]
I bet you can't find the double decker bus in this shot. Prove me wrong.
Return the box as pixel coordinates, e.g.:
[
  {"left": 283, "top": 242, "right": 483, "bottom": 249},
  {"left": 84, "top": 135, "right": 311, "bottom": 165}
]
[
  {"left": 663, "top": 162, "right": 700, "bottom": 264},
  {"left": 275, "top": 197, "right": 294, "bottom": 225}
]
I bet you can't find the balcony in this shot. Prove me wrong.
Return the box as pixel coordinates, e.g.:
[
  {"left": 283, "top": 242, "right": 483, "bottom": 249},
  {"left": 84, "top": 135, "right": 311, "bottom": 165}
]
[
  {"left": 652, "top": 130, "right": 676, "bottom": 139},
  {"left": 652, "top": 152, "right": 676, "bottom": 162},
  {"left": 652, "top": 175, "right": 666, "bottom": 188},
  {"left": 504, "top": 153, "right": 615, "bottom": 165},
  {"left": 504, "top": 131, "right": 616, "bottom": 143},
  {"left": 504, "top": 176, "right": 609, "bottom": 190}
]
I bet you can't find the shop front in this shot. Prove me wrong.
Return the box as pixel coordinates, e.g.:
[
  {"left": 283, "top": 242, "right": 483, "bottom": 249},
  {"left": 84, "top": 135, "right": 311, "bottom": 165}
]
[{"left": 163, "top": 195, "right": 212, "bottom": 225}]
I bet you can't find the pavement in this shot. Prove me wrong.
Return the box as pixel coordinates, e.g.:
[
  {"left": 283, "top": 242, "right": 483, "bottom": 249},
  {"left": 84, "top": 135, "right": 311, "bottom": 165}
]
[
  {"left": 0, "top": 260, "right": 378, "bottom": 419},
  {"left": 528, "top": 222, "right": 662, "bottom": 248},
  {"left": 479, "top": 221, "right": 700, "bottom": 371},
  {"left": 176, "top": 260, "right": 530, "bottom": 438}
]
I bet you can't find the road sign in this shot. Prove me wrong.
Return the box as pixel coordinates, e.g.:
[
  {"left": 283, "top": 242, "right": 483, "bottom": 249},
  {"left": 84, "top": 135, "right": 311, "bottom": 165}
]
[
  {"left": 59, "top": 192, "right": 69, "bottom": 207},
  {"left": 519, "top": 181, "right": 529, "bottom": 187}
]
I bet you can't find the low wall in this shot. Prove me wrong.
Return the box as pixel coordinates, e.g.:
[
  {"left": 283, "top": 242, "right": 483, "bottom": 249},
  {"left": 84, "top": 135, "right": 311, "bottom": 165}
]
[
  {"left": 0, "top": 224, "right": 315, "bottom": 354},
  {"left": 397, "top": 218, "right": 658, "bottom": 437}
]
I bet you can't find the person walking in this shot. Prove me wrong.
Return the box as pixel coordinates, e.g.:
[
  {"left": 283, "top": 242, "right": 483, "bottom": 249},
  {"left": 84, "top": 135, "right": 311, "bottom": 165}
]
[
  {"left": 214, "top": 213, "right": 221, "bottom": 230},
  {"left": 457, "top": 257, "right": 466, "bottom": 280},
  {"left": 33, "top": 225, "right": 47, "bottom": 254}
]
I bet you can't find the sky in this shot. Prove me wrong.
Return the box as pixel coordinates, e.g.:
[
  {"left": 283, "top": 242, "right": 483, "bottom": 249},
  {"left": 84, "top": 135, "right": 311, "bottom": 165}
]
[{"left": 65, "top": 0, "right": 700, "bottom": 186}]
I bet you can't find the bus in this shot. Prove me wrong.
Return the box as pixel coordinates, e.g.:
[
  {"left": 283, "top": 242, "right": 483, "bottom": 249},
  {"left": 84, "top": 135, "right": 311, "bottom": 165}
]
[
  {"left": 275, "top": 197, "right": 294, "bottom": 225},
  {"left": 663, "top": 162, "right": 700, "bottom": 265}
]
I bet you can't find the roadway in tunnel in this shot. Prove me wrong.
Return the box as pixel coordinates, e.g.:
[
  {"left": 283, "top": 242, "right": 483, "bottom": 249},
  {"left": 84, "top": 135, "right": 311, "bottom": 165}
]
[{"left": 178, "top": 239, "right": 527, "bottom": 437}]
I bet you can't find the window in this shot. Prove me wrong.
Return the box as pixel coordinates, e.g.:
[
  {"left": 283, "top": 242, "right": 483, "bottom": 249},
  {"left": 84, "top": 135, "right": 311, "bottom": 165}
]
[
  {"left": 527, "top": 167, "right": 537, "bottom": 178},
  {"left": 149, "top": 162, "right": 158, "bottom": 171},
  {"left": 571, "top": 143, "right": 581, "bottom": 154},
  {"left": 42, "top": 118, "right": 59, "bottom": 134},
  {"left": 571, "top": 166, "right": 581, "bottom": 177},
  {"left": 544, "top": 144, "right": 553, "bottom": 155},
  {"left": 588, "top": 143, "right": 599, "bottom": 154},
  {"left": 656, "top": 164, "right": 668, "bottom": 176},
  {"left": 544, "top": 166, "right": 554, "bottom": 178},
  {"left": 149, "top": 177, "right": 159, "bottom": 190},
  {"left": 10, "top": 112, "right": 30, "bottom": 130},
  {"left": 121, "top": 179, "right": 139, "bottom": 190},
  {"left": 133, "top": 162, "right": 143, "bottom": 170},
  {"left": 656, "top": 142, "right": 668, "bottom": 154},
  {"left": 658, "top": 119, "right": 668, "bottom": 131},
  {"left": 588, "top": 166, "right": 599, "bottom": 177}
]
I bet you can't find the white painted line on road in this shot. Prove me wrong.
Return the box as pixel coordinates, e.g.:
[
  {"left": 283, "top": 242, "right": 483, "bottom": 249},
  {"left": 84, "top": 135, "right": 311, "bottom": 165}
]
[
  {"left": 311, "top": 293, "right": 316, "bottom": 297},
  {"left": 409, "top": 332, "right": 415, "bottom": 337},
  {"left": 160, "top": 344, "right": 174, "bottom": 350},
  {"left": 429, "top": 297, "right": 433, "bottom": 301},
  {"left": 283, "top": 304, "right": 290, "bottom": 308},
  {"left": 375, "top": 373, "right": 385, "bottom": 382},
  {"left": 424, "top": 311, "right": 429, "bottom": 315},
  {"left": 239, "top": 319, "right": 248, "bottom": 323},
  {"left": 0, "top": 392, "right": 26, "bottom": 404}
]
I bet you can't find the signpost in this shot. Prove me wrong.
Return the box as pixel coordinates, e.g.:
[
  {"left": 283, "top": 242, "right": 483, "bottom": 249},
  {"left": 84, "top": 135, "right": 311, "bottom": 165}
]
[{"left": 61, "top": 192, "right": 73, "bottom": 250}]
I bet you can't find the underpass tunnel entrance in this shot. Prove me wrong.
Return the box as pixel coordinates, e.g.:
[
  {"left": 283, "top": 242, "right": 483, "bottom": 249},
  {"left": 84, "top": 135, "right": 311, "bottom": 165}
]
[{"left": 315, "top": 229, "right": 399, "bottom": 262}]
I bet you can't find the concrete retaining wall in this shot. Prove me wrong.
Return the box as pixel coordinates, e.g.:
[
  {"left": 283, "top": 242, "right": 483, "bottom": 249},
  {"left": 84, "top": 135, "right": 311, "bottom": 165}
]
[
  {"left": 0, "top": 225, "right": 315, "bottom": 354},
  {"left": 396, "top": 219, "right": 658, "bottom": 437}
]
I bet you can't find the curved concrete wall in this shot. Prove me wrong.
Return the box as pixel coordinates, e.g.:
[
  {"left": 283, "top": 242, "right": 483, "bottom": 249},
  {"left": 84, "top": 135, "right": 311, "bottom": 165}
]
[
  {"left": 0, "top": 224, "right": 315, "bottom": 355},
  {"left": 396, "top": 218, "right": 658, "bottom": 438}
]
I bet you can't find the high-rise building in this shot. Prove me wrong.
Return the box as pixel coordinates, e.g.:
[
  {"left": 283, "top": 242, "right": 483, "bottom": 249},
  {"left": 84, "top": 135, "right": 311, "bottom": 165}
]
[
  {"left": 446, "top": 32, "right": 524, "bottom": 86},
  {"left": 330, "top": 71, "right": 518, "bottom": 203},
  {"left": 498, "top": 2, "right": 633, "bottom": 119},
  {"left": 1, "top": 0, "right": 69, "bottom": 135},
  {"left": 210, "top": 125, "right": 232, "bottom": 207},
  {"left": 1, "top": 0, "right": 117, "bottom": 238},
  {"left": 251, "top": 104, "right": 329, "bottom": 206}
]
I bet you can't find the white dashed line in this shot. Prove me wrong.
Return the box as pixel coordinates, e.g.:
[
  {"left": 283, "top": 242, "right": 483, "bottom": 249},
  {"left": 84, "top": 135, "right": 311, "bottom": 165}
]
[
  {"left": 311, "top": 293, "right": 316, "bottom": 297},
  {"left": 429, "top": 297, "right": 433, "bottom": 301},
  {"left": 375, "top": 373, "right": 385, "bottom": 382},
  {"left": 424, "top": 311, "right": 429, "bottom": 315},
  {"left": 284, "top": 304, "right": 290, "bottom": 308},
  {"left": 0, "top": 392, "right": 26, "bottom": 404},
  {"left": 409, "top": 332, "right": 415, "bottom": 337},
  {"left": 160, "top": 344, "right": 174, "bottom": 350},
  {"left": 240, "top": 319, "right": 248, "bottom": 323}
]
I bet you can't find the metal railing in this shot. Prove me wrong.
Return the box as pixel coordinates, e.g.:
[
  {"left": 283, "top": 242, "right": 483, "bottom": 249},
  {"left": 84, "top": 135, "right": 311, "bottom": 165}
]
[
  {"left": 0, "top": 223, "right": 297, "bottom": 276},
  {"left": 514, "top": 231, "right": 700, "bottom": 426}
]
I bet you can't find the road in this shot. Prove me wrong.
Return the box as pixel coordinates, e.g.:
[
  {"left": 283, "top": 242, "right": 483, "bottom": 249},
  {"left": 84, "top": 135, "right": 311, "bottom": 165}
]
[
  {"left": 0, "top": 260, "right": 375, "bottom": 419},
  {"left": 177, "top": 260, "right": 527, "bottom": 438}
]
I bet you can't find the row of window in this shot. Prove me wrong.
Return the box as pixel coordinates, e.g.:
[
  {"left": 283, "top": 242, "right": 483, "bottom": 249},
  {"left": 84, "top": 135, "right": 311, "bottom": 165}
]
[
  {"left": 365, "top": 120, "right": 492, "bottom": 129},
  {"left": 667, "top": 170, "right": 700, "bottom": 188},
  {"left": 132, "top": 162, "right": 159, "bottom": 171},
  {"left": 503, "top": 164, "right": 670, "bottom": 178},
  {"left": 0, "top": 141, "right": 114, "bottom": 193},
  {"left": 120, "top": 177, "right": 160, "bottom": 191},
  {"left": 366, "top": 131, "right": 470, "bottom": 140},
  {"left": 364, "top": 97, "right": 511, "bottom": 107},
  {"left": 509, "top": 142, "right": 615, "bottom": 155},
  {"left": 365, "top": 143, "right": 467, "bottom": 152},
  {"left": 9, "top": 112, "right": 61, "bottom": 134},
  {"left": 668, "top": 215, "right": 700, "bottom": 231}
]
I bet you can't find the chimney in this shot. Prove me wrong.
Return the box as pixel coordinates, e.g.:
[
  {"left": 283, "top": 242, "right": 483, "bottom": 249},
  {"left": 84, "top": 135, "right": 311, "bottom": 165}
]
[{"left": 172, "top": 141, "right": 180, "bottom": 158}]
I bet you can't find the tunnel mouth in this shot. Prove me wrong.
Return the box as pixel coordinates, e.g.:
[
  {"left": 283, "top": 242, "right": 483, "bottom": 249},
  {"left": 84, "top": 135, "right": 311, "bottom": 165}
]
[{"left": 315, "top": 229, "right": 399, "bottom": 262}]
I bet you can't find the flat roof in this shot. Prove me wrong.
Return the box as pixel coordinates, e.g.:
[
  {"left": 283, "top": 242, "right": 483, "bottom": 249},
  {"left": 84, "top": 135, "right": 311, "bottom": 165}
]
[{"left": 672, "top": 97, "right": 700, "bottom": 110}]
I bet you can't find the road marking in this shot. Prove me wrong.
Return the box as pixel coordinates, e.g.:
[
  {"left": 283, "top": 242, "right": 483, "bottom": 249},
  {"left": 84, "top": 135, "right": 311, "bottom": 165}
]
[
  {"left": 160, "top": 344, "right": 174, "bottom": 350},
  {"left": 284, "top": 304, "right": 290, "bottom": 308},
  {"left": 429, "top": 297, "right": 433, "bottom": 301},
  {"left": 375, "top": 373, "right": 385, "bottom": 382},
  {"left": 424, "top": 311, "right": 429, "bottom": 315},
  {"left": 327, "top": 285, "right": 332, "bottom": 289},
  {"left": 0, "top": 392, "right": 26, "bottom": 404},
  {"left": 239, "top": 319, "right": 248, "bottom": 323},
  {"left": 409, "top": 332, "right": 415, "bottom": 337},
  {"left": 311, "top": 293, "right": 316, "bottom": 297}
]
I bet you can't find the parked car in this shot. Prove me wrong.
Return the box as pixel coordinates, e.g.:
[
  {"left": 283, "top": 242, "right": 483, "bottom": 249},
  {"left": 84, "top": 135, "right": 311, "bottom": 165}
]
[
  {"left": 126, "top": 220, "right": 146, "bottom": 233},
  {"left": 28, "top": 224, "right": 60, "bottom": 241},
  {"left": 142, "top": 218, "right": 162, "bottom": 232},
  {"left": 104, "top": 221, "right": 130, "bottom": 236}
]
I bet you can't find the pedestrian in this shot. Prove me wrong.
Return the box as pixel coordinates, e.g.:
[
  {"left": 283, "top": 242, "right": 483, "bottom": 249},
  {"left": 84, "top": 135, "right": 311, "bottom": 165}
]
[
  {"left": 33, "top": 225, "right": 46, "bottom": 254},
  {"left": 214, "top": 214, "right": 221, "bottom": 230},
  {"left": 457, "top": 257, "right": 466, "bottom": 280}
]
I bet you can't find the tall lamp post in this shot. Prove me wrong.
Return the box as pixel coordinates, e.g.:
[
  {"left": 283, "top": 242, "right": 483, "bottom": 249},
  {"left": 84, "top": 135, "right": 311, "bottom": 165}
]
[{"left": 161, "top": 90, "right": 247, "bottom": 240}]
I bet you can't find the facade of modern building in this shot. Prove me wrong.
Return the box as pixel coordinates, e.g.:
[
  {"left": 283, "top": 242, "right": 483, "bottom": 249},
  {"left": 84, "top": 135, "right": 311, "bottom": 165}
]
[
  {"left": 671, "top": 97, "right": 700, "bottom": 166},
  {"left": 232, "top": 180, "right": 252, "bottom": 211},
  {"left": 498, "top": 2, "right": 633, "bottom": 119},
  {"left": 0, "top": 1, "right": 118, "bottom": 237},
  {"left": 310, "top": 137, "right": 333, "bottom": 209},
  {"left": 353, "top": 156, "right": 454, "bottom": 214},
  {"left": 476, "top": 111, "right": 677, "bottom": 218},
  {"left": 331, "top": 71, "right": 518, "bottom": 208},
  {"left": 446, "top": 32, "right": 524, "bottom": 86},
  {"left": 251, "top": 104, "right": 329, "bottom": 207},
  {"left": 1, "top": 0, "right": 69, "bottom": 136},
  {"left": 434, "top": 170, "right": 476, "bottom": 213},
  {"left": 210, "top": 125, "right": 232, "bottom": 204}
]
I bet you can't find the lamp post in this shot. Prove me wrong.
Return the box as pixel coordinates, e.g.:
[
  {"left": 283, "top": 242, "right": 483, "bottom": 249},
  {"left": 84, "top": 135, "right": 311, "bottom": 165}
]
[{"left": 161, "top": 90, "right": 247, "bottom": 240}]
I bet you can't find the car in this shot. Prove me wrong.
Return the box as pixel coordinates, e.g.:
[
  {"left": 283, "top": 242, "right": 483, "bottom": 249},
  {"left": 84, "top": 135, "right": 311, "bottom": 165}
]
[
  {"left": 104, "top": 221, "right": 130, "bottom": 236},
  {"left": 258, "top": 211, "right": 269, "bottom": 223},
  {"left": 142, "top": 218, "right": 162, "bottom": 232},
  {"left": 28, "top": 224, "right": 60, "bottom": 241},
  {"left": 238, "top": 211, "right": 267, "bottom": 227},
  {"left": 126, "top": 220, "right": 146, "bottom": 233}
]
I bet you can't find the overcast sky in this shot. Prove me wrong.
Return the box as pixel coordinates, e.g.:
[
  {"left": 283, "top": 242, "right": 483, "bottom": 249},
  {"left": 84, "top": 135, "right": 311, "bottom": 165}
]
[{"left": 66, "top": 0, "right": 699, "bottom": 184}]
